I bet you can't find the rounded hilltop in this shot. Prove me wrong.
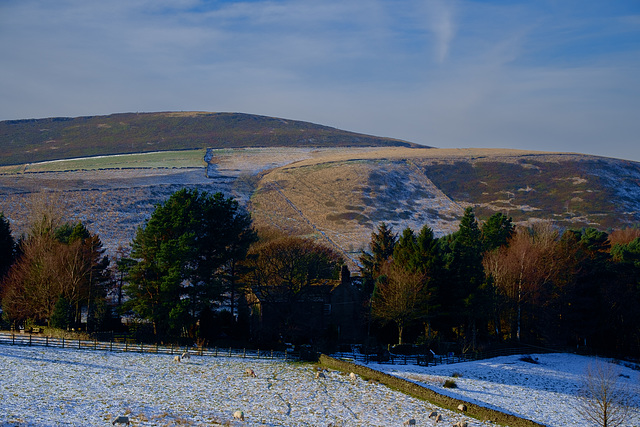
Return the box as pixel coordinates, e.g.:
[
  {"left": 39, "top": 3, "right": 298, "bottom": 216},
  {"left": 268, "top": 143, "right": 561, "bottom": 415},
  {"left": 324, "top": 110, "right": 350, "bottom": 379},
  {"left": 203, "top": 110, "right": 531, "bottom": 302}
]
[{"left": 0, "top": 111, "right": 421, "bottom": 167}]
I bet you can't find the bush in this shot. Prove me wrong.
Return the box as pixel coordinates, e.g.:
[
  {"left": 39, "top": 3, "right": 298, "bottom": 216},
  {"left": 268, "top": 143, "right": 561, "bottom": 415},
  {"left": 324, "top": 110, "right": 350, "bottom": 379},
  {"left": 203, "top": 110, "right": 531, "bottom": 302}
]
[
  {"left": 520, "top": 355, "right": 540, "bottom": 364},
  {"left": 443, "top": 379, "right": 458, "bottom": 388},
  {"left": 50, "top": 297, "right": 71, "bottom": 330},
  {"left": 299, "top": 345, "right": 319, "bottom": 362}
]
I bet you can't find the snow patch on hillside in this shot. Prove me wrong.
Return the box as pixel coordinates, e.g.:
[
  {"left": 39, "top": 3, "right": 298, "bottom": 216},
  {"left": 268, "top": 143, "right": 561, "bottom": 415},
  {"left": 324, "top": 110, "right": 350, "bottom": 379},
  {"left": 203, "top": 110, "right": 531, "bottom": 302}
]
[{"left": 369, "top": 353, "right": 640, "bottom": 427}]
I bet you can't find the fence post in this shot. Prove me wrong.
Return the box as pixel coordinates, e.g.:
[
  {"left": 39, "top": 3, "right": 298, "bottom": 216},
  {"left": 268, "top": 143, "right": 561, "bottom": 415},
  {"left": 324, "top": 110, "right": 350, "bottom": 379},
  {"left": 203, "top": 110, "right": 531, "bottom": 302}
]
[
  {"left": 29, "top": 334, "right": 32, "bottom": 346},
  {"left": 62, "top": 337, "right": 65, "bottom": 349}
]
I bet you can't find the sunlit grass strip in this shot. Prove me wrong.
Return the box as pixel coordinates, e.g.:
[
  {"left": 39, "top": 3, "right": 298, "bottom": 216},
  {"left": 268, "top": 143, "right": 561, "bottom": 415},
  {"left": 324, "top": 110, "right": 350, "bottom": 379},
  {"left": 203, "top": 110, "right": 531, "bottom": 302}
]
[
  {"left": 0, "top": 164, "right": 25, "bottom": 174},
  {"left": 22, "top": 149, "right": 207, "bottom": 172}
]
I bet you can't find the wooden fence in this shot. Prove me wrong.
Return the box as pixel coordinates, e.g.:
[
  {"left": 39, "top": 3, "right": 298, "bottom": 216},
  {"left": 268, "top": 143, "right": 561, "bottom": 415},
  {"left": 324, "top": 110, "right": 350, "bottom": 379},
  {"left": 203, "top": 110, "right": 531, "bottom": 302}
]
[
  {"left": 0, "top": 331, "right": 557, "bottom": 367},
  {"left": 0, "top": 331, "right": 296, "bottom": 361},
  {"left": 332, "top": 345, "right": 556, "bottom": 367}
]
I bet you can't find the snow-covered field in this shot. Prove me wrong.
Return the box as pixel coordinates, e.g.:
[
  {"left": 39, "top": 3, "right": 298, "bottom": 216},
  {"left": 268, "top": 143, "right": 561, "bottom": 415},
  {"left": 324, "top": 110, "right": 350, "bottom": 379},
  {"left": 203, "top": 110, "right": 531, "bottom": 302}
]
[
  {"left": 0, "top": 345, "right": 488, "bottom": 426},
  {"left": 0, "top": 345, "right": 638, "bottom": 426},
  {"left": 370, "top": 353, "right": 640, "bottom": 427}
]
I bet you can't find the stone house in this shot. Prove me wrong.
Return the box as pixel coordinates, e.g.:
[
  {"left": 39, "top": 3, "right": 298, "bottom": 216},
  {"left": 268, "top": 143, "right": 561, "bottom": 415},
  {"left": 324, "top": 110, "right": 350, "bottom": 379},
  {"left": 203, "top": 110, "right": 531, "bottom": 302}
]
[{"left": 245, "top": 266, "right": 365, "bottom": 345}]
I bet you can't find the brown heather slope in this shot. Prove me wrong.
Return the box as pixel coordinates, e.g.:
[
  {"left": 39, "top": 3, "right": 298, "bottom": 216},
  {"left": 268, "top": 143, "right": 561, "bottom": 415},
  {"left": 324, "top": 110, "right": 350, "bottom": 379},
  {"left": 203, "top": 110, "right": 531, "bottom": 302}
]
[{"left": 247, "top": 147, "right": 640, "bottom": 265}]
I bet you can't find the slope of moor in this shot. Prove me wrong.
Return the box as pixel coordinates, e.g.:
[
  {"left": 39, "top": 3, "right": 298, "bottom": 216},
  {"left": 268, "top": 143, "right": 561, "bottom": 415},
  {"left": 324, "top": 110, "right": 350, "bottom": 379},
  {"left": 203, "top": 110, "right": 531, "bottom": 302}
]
[{"left": 1, "top": 146, "right": 639, "bottom": 268}]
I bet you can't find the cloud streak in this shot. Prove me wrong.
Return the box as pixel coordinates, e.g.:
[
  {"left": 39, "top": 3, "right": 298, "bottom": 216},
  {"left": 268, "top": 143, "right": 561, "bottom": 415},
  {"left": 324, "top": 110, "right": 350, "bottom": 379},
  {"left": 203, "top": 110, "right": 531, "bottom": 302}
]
[{"left": 425, "top": 0, "right": 456, "bottom": 63}]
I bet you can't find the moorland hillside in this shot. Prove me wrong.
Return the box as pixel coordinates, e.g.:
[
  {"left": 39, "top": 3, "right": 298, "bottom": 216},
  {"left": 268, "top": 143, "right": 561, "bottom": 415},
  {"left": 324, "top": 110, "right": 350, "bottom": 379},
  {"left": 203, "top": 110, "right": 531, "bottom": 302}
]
[{"left": 1, "top": 113, "right": 639, "bottom": 268}]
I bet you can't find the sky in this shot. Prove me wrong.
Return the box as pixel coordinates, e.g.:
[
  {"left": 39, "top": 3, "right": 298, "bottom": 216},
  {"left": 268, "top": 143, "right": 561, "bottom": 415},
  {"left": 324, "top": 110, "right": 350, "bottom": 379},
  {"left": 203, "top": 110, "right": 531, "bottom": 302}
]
[{"left": 1, "top": 0, "right": 639, "bottom": 162}]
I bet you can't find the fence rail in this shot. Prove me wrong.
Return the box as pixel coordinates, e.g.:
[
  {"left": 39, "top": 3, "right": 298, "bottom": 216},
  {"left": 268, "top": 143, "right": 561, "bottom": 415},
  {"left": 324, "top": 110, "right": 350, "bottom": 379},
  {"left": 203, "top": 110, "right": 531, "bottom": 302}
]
[
  {"left": 0, "top": 332, "right": 296, "bottom": 361},
  {"left": 0, "top": 331, "right": 558, "bottom": 367},
  {"left": 332, "top": 345, "right": 555, "bottom": 367}
]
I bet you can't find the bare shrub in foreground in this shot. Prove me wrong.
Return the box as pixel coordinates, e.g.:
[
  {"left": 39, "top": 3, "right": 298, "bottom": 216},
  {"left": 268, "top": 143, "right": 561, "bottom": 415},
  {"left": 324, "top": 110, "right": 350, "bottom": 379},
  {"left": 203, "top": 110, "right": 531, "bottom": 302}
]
[{"left": 576, "top": 359, "right": 634, "bottom": 427}]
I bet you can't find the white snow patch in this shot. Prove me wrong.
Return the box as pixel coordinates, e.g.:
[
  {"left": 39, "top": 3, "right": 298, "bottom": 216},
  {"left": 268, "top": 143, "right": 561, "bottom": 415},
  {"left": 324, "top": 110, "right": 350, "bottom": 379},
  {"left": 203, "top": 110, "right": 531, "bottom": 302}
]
[
  {"left": 368, "top": 353, "right": 640, "bottom": 427},
  {"left": 2, "top": 346, "right": 638, "bottom": 426},
  {"left": 0, "top": 345, "right": 489, "bottom": 426}
]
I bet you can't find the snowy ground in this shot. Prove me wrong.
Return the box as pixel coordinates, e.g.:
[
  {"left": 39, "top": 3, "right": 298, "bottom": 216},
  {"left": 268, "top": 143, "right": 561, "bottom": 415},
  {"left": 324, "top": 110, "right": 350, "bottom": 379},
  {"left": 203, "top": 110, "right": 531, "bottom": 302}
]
[
  {"left": 1, "top": 346, "right": 639, "bottom": 426},
  {"left": 0, "top": 345, "right": 488, "bottom": 426},
  {"left": 368, "top": 353, "right": 640, "bottom": 427}
]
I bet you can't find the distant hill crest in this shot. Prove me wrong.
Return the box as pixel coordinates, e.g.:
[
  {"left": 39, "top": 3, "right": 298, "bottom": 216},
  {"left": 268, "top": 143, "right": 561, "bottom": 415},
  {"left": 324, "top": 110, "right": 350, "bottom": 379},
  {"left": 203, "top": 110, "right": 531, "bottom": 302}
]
[{"left": 0, "top": 111, "right": 420, "bottom": 166}]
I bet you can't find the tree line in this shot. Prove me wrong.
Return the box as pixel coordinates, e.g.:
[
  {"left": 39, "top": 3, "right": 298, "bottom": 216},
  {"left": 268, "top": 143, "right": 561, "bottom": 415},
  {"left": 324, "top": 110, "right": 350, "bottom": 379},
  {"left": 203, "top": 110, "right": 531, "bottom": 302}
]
[
  {"left": 365, "top": 208, "right": 640, "bottom": 357},
  {"left": 0, "top": 189, "right": 344, "bottom": 348},
  {"left": 1, "top": 189, "right": 639, "bottom": 357}
]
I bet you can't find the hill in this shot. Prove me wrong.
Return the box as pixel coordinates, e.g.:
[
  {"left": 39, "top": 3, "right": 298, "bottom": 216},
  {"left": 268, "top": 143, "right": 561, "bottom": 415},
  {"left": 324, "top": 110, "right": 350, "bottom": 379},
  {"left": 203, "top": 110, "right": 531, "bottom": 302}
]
[
  {"left": 246, "top": 147, "right": 640, "bottom": 264},
  {"left": 0, "top": 111, "right": 418, "bottom": 166},
  {"left": 1, "top": 112, "right": 639, "bottom": 268}
]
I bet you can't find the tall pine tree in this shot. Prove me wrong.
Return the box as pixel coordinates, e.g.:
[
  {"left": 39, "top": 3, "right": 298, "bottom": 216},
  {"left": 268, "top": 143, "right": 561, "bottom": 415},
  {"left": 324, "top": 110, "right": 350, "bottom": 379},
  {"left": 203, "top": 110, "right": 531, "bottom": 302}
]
[
  {"left": 0, "top": 213, "right": 15, "bottom": 279},
  {"left": 359, "top": 222, "right": 397, "bottom": 295},
  {"left": 442, "top": 208, "right": 486, "bottom": 349},
  {"left": 124, "top": 189, "right": 255, "bottom": 339}
]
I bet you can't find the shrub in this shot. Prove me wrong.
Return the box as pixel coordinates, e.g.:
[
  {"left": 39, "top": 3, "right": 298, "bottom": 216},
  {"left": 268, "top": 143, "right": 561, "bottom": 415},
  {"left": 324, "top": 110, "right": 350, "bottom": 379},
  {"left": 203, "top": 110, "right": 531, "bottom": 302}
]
[
  {"left": 519, "top": 355, "right": 539, "bottom": 364},
  {"left": 443, "top": 379, "right": 458, "bottom": 388}
]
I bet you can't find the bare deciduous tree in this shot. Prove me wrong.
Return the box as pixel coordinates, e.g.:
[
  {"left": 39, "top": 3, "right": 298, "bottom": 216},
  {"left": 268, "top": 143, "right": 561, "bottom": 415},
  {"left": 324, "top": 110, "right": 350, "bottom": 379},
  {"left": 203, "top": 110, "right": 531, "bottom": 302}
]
[
  {"left": 371, "top": 261, "right": 425, "bottom": 345},
  {"left": 26, "top": 191, "right": 65, "bottom": 236},
  {"left": 243, "top": 234, "right": 343, "bottom": 342},
  {"left": 483, "top": 223, "right": 565, "bottom": 342},
  {"left": 1, "top": 217, "right": 108, "bottom": 329},
  {"left": 576, "top": 359, "right": 634, "bottom": 427},
  {"left": 1, "top": 232, "right": 63, "bottom": 325}
]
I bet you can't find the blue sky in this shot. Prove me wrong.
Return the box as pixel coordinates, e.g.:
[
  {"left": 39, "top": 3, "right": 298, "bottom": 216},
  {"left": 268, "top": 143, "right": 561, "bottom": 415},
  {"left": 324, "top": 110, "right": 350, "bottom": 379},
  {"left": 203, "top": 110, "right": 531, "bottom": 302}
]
[{"left": 1, "top": 0, "right": 639, "bottom": 161}]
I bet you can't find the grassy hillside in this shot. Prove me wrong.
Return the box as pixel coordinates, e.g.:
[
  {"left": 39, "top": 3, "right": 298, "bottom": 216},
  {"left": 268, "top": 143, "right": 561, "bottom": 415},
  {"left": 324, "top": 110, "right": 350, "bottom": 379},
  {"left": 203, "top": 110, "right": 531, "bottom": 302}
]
[
  {"left": 0, "top": 112, "right": 418, "bottom": 166},
  {"left": 241, "top": 148, "right": 640, "bottom": 265},
  {"left": 0, "top": 116, "right": 638, "bottom": 269}
]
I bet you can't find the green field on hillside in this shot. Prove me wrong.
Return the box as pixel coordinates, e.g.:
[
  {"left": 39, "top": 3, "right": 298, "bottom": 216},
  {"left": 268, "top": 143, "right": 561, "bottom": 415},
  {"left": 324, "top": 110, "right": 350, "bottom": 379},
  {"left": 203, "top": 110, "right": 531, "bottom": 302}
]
[{"left": 0, "top": 149, "right": 206, "bottom": 174}]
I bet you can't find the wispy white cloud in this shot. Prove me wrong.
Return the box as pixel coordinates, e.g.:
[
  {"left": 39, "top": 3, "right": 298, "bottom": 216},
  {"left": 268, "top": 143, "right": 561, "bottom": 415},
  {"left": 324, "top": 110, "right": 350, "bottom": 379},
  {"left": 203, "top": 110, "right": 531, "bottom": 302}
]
[{"left": 425, "top": 0, "right": 456, "bottom": 63}]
